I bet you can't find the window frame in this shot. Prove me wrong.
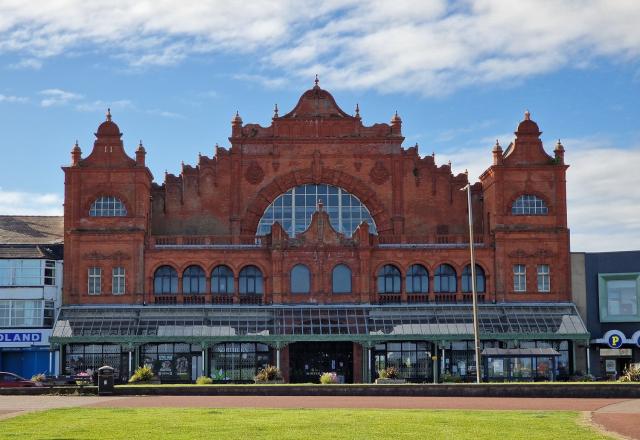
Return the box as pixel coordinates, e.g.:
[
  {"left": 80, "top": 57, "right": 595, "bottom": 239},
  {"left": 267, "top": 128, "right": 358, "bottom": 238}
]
[
  {"left": 434, "top": 264, "right": 457, "bottom": 293},
  {"left": 377, "top": 264, "right": 401, "bottom": 294},
  {"left": 406, "top": 264, "right": 429, "bottom": 294},
  {"left": 182, "top": 265, "right": 206, "bottom": 295},
  {"left": 88, "top": 267, "right": 102, "bottom": 295},
  {"left": 332, "top": 264, "right": 352, "bottom": 294},
  {"left": 112, "top": 267, "right": 126, "bottom": 295},
  {"left": 211, "top": 265, "right": 234, "bottom": 295},
  {"left": 598, "top": 272, "right": 640, "bottom": 322},
  {"left": 153, "top": 265, "right": 178, "bottom": 295},
  {"left": 239, "top": 265, "right": 264, "bottom": 295},
  {"left": 513, "top": 264, "right": 526, "bottom": 292},
  {"left": 89, "top": 195, "right": 128, "bottom": 217},
  {"left": 462, "top": 264, "right": 485, "bottom": 293},
  {"left": 537, "top": 264, "right": 550, "bottom": 293},
  {"left": 290, "top": 264, "right": 311, "bottom": 294},
  {"left": 511, "top": 194, "right": 549, "bottom": 215}
]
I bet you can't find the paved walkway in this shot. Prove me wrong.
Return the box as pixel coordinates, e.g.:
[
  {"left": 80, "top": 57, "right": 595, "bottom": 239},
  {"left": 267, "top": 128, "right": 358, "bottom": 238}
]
[{"left": 0, "top": 396, "right": 638, "bottom": 439}]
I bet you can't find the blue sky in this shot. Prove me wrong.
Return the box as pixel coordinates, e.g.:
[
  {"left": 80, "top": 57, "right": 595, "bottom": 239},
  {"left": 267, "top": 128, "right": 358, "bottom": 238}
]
[{"left": 0, "top": 0, "right": 639, "bottom": 252}]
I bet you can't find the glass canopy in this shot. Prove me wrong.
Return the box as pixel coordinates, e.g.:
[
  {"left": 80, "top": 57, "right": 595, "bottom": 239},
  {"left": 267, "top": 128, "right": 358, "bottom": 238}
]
[{"left": 51, "top": 303, "right": 589, "bottom": 344}]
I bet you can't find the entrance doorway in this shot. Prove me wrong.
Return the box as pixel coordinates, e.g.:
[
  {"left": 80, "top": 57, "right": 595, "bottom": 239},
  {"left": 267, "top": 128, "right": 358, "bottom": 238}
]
[{"left": 289, "top": 342, "right": 353, "bottom": 383}]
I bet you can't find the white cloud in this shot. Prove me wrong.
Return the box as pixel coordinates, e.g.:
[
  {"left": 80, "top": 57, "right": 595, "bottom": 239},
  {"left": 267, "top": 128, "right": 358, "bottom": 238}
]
[
  {"left": 0, "top": 188, "right": 63, "bottom": 215},
  {"left": 438, "top": 135, "right": 640, "bottom": 253},
  {"left": 75, "top": 99, "right": 133, "bottom": 112},
  {"left": 39, "top": 88, "right": 83, "bottom": 107},
  {"left": 0, "top": 1, "right": 639, "bottom": 94},
  {"left": 232, "top": 73, "right": 288, "bottom": 89},
  {"left": 0, "top": 93, "right": 28, "bottom": 103},
  {"left": 8, "top": 58, "right": 42, "bottom": 69}
]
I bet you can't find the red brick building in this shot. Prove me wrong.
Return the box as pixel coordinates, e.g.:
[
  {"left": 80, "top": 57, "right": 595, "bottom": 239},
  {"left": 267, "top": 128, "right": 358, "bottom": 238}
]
[{"left": 53, "top": 81, "right": 588, "bottom": 383}]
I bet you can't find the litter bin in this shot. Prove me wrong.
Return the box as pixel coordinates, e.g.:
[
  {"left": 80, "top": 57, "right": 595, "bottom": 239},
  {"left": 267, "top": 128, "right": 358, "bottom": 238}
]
[{"left": 97, "top": 365, "right": 115, "bottom": 395}]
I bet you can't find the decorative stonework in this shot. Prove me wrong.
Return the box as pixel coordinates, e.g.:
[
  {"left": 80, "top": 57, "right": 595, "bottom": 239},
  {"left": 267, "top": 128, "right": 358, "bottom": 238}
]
[
  {"left": 83, "top": 251, "right": 130, "bottom": 261},
  {"left": 508, "top": 249, "right": 557, "bottom": 259},
  {"left": 245, "top": 161, "right": 265, "bottom": 185},
  {"left": 369, "top": 161, "right": 390, "bottom": 185}
]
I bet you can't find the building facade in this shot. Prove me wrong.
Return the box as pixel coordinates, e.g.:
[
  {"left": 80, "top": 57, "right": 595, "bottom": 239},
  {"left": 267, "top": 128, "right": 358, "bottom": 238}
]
[
  {"left": 572, "top": 251, "right": 640, "bottom": 378},
  {"left": 53, "top": 82, "right": 587, "bottom": 383},
  {"left": 0, "top": 216, "right": 63, "bottom": 378}
]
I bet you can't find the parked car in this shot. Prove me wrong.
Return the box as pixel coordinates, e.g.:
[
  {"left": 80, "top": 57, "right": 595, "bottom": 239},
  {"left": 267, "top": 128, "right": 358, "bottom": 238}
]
[{"left": 0, "top": 372, "right": 38, "bottom": 387}]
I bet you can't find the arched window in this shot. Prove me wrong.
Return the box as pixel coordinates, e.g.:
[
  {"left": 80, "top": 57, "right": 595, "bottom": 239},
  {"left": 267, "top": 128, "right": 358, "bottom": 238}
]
[
  {"left": 332, "top": 264, "right": 352, "bottom": 294},
  {"left": 182, "top": 265, "right": 206, "bottom": 294},
  {"left": 89, "top": 196, "right": 127, "bottom": 217},
  {"left": 377, "top": 264, "right": 401, "bottom": 294},
  {"left": 434, "top": 264, "right": 457, "bottom": 293},
  {"left": 511, "top": 194, "right": 548, "bottom": 215},
  {"left": 211, "top": 265, "right": 234, "bottom": 295},
  {"left": 154, "top": 265, "right": 177, "bottom": 294},
  {"left": 239, "top": 265, "right": 263, "bottom": 295},
  {"left": 290, "top": 264, "right": 311, "bottom": 294},
  {"left": 257, "top": 184, "right": 377, "bottom": 237},
  {"left": 406, "top": 264, "right": 429, "bottom": 293},
  {"left": 462, "top": 264, "right": 486, "bottom": 293}
]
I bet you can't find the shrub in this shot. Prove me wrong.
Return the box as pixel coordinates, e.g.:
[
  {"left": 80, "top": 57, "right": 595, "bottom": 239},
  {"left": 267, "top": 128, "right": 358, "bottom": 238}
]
[
  {"left": 320, "top": 372, "right": 338, "bottom": 384},
  {"left": 31, "top": 373, "right": 46, "bottom": 382},
  {"left": 619, "top": 364, "right": 640, "bottom": 382},
  {"left": 378, "top": 366, "right": 399, "bottom": 379},
  {"left": 128, "top": 366, "right": 154, "bottom": 383},
  {"left": 255, "top": 365, "right": 282, "bottom": 382},
  {"left": 196, "top": 376, "right": 213, "bottom": 385}
]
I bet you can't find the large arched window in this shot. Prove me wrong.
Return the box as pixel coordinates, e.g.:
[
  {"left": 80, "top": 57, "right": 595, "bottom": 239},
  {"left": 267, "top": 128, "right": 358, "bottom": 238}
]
[
  {"left": 182, "top": 265, "right": 206, "bottom": 294},
  {"left": 154, "top": 265, "right": 177, "bottom": 294},
  {"left": 377, "top": 264, "right": 401, "bottom": 294},
  {"left": 239, "top": 265, "right": 263, "bottom": 295},
  {"left": 290, "top": 264, "right": 310, "bottom": 294},
  {"left": 257, "top": 184, "right": 377, "bottom": 237},
  {"left": 462, "top": 264, "right": 486, "bottom": 293},
  {"left": 89, "top": 196, "right": 127, "bottom": 217},
  {"left": 434, "top": 264, "right": 457, "bottom": 293},
  {"left": 406, "top": 264, "right": 429, "bottom": 293},
  {"left": 332, "top": 264, "right": 352, "bottom": 294},
  {"left": 211, "top": 265, "right": 234, "bottom": 295},
  {"left": 511, "top": 194, "right": 548, "bottom": 215}
]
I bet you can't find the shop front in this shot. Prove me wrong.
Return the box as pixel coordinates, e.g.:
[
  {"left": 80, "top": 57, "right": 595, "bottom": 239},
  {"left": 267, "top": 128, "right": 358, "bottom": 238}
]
[{"left": 51, "top": 303, "right": 589, "bottom": 383}]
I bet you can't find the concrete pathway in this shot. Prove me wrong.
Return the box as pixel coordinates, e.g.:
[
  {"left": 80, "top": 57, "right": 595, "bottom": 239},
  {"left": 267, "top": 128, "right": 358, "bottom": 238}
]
[{"left": 0, "top": 395, "right": 638, "bottom": 439}]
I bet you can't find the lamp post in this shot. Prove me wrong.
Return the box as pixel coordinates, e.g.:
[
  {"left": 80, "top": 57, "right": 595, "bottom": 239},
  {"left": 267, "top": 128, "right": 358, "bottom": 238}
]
[{"left": 461, "top": 181, "right": 482, "bottom": 384}]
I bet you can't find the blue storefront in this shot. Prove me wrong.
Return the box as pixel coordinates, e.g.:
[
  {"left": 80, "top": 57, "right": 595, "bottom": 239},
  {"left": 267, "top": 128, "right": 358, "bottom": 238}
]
[{"left": 0, "top": 329, "right": 55, "bottom": 378}]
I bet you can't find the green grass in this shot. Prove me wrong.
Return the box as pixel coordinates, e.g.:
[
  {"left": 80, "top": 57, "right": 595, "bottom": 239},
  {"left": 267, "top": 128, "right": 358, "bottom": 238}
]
[{"left": 0, "top": 408, "right": 611, "bottom": 440}]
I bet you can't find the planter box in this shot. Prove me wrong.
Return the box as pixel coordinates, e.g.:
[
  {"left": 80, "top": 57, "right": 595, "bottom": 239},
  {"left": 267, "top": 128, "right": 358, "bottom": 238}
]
[
  {"left": 375, "top": 378, "right": 406, "bottom": 384},
  {"left": 129, "top": 379, "right": 161, "bottom": 385},
  {"left": 254, "top": 379, "right": 285, "bottom": 384}
]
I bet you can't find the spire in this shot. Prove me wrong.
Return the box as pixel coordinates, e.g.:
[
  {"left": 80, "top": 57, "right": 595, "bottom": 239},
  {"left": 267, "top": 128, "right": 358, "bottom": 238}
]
[
  {"left": 71, "top": 140, "right": 82, "bottom": 166},
  {"left": 273, "top": 103, "right": 279, "bottom": 118},
  {"left": 524, "top": 109, "right": 530, "bottom": 120},
  {"left": 554, "top": 138, "right": 565, "bottom": 164},
  {"left": 314, "top": 74, "right": 319, "bottom": 88},
  {"left": 355, "top": 103, "right": 360, "bottom": 118},
  {"left": 492, "top": 139, "right": 504, "bottom": 166},
  {"left": 106, "top": 108, "right": 112, "bottom": 122},
  {"left": 135, "top": 140, "right": 146, "bottom": 166}
]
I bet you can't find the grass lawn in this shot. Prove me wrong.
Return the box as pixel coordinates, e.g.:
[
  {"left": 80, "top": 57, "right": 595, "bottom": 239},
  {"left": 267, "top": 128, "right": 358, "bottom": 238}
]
[{"left": 0, "top": 408, "right": 611, "bottom": 440}]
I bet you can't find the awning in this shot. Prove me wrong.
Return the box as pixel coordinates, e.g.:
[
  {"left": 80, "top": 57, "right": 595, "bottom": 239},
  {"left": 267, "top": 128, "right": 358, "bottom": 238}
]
[
  {"left": 50, "top": 303, "right": 590, "bottom": 345},
  {"left": 481, "top": 347, "right": 561, "bottom": 357}
]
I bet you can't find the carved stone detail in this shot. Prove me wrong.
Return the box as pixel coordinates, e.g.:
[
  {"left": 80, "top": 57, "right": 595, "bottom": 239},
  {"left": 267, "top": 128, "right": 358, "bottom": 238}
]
[
  {"left": 83, "top": 251, "right": 131, "bottom": 261},
  {"left": 508, "top": 249, "right": 557, "bottom": 259},
  {"left": 245, "top": 161, "right": 265, "bottom": 185},
  {"left": 369, "top": 160, "right": 390, "bottom": 185}
]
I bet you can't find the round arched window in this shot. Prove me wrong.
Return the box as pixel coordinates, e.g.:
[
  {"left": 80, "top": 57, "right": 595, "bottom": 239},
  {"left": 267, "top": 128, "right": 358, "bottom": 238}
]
[{"left": 257, "top": 184, "right": 376, "bottom": 237}]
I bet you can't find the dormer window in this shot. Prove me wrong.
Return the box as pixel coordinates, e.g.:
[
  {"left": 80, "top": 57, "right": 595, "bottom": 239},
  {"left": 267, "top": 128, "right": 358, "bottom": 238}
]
[
  {"left": 511, "top": 194, "right": 548, "bottom": 215},
  {"left": 89, "top": 196, "right": 127, "bottom": 217}
]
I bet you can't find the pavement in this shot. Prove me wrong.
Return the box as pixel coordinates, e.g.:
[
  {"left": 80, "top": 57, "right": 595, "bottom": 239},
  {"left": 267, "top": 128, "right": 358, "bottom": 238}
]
[{"left": 0, "top": 395, "right": 638, "bottom": 439}]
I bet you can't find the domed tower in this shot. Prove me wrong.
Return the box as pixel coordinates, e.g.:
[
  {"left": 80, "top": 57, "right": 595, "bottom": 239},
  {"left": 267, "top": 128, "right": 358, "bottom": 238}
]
[
  {"left": 62, "top": 109, "right": 153, "bottom": 305},
  {"left": 480, "top": 111, "right": 570, "bottom": 303}
]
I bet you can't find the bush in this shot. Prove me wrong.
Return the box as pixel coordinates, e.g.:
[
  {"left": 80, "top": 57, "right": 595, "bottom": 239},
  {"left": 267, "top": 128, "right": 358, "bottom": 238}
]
[
  {"left": 320, "top": 372, "right": 338, "bottom": 384},
  {"left": 196, "top": 376, "right": 213, "bottom": 385},
  {"left": 128, "top": 366, "right": 154, "bottom": 383},
  {"left": 31, "top": 373, "right": 46, "bottom": 383},
  {"left": 255, "top": 365, "right": 282, "bottom": 382},
  {"left": 378, "top": 366, "right": 399, "bottom": 379},
  {"left": 619, "top": 364, "right": 640, "bottom": 382}
]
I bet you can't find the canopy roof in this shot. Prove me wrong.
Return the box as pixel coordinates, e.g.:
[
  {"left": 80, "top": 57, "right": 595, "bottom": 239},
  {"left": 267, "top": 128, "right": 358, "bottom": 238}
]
[{"left": 51, "top": 303, "right": 589, "bottom": 345}]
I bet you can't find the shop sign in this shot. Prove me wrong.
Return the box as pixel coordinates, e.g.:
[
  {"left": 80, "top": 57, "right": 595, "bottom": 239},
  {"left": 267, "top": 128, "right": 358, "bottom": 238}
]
[
  {"left": 605, "top": 359, "right": 617, "bottom": 373},
  {"left": 603, "top": 330, "right": 626, "bottom": 349},
  {"left": 600, "top": 348, "right": 632, "bottom": 357},
  {"left": 0, "top": 329, "right": 50, "bottom": 347}
]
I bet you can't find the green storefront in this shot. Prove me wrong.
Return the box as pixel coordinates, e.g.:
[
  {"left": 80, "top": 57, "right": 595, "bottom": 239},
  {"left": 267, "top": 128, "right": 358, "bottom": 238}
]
[{"left": 51, "top": 303, "right": 589, "bottom": 383}]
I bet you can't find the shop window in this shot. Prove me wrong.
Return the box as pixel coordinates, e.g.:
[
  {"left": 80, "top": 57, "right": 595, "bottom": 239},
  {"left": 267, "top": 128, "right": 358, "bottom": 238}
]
[
  {"left": 511, "top": 194, "right": 548, "bottom": 215},
  {"left": 332, "top": 264, "right": 352, "bottom": 294},
  {"left": 89, "top": 196, "right": 127, "bottom": 217},
  {"left": 0, "top": 259, "right": 44, "bottom": 286},
  {"left": 182, "top": 265, "right": 206, "bottom": 294},
  {"left": 44, "top": 261, "right": 56, "bottom": 286},
  {"left": 211, "top": 265, "right": 234, "bottom": 295},
  {"left": 257, "top": 184, "right": 377, "bottom": 237},
  {"left": 462, "top": 264, "right": 485, "bottom": 293},
  {"left": 598, "top": 273, "right": 640, "bottom": 322},
  {"left": 537, "top": 265, "right": 550, "bottom": 292},
  {"left": 434, "top": 264, "right": 456, "bottom": 293},
  {"left": 0, "top": 299, "right": 44, "bottom": 327},
  {"left": 406, "top": 264, "right": 428, "bottom": 293},
  {"left": 291, "top": 264, "right": 310, "bottom": 294},
  {"left": 377, "top": 264, "right": 401, "bottom": 294},
  {"left": 154, "top": 265, "right": 178, "bottom": 294},
  {"left": 513, "top": 264, "right": 526, "bottom": 292},
  {"left": 112, "top": 267, "right": 126, "bottom": 295},
  {"left": 88, "top": 267, "right": 101, "bottom": 295},
  {"left": 210, "top": 343, "right": 271, "bottom": 381},
  {"left": 239, "top": 265, "right": 263, "bottom": 295}
]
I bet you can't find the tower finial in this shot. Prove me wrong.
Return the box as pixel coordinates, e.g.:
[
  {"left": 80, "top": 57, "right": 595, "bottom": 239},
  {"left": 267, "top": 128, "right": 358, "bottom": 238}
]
[
  {"left": 106, "top": 108, "right": 112, "bottom": 121},
  {"left": 355, "top": 103, "right": 360, "bottom": 117},
  {"left": 273, "top": 103, "right": 279, "bottom": 118},
  {"left": 524, "top": 109, "right": 530, "bottom": 120},
  {"left": 314, "top": 74, "right": 319, "bottom": 87}
]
